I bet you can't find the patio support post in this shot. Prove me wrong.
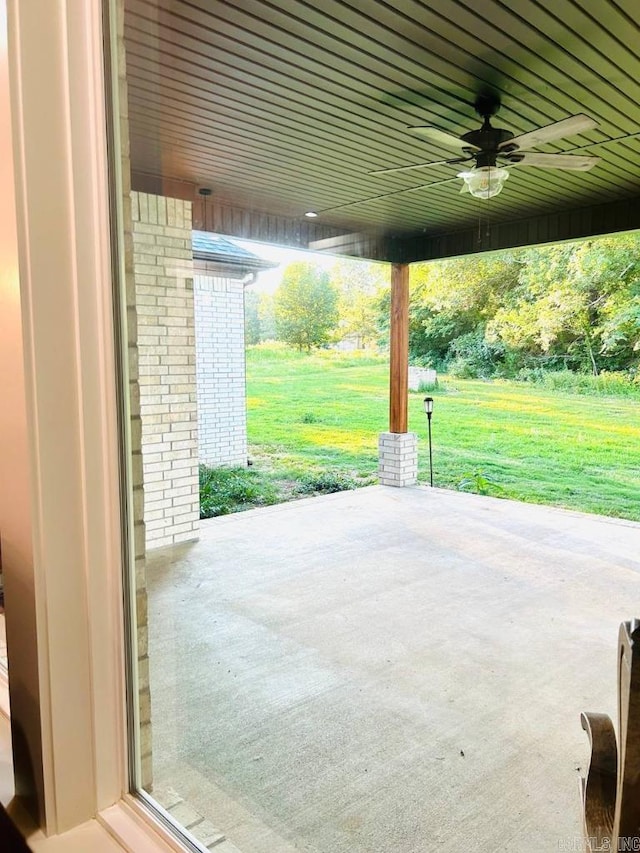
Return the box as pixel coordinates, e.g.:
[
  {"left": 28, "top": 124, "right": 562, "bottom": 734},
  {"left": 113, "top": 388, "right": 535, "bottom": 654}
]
[
  {"left": 379, "top": 263, "right": 418, "bottom": 487},
  {"left": 389, "top": 262, "right": 409, "bottom": 433}
]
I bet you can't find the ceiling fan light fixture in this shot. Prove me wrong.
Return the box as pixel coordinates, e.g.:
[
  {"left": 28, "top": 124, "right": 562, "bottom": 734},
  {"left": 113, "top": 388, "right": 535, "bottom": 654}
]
[{"left": 457, "top": 165, "right": 510, "bottom": 199}]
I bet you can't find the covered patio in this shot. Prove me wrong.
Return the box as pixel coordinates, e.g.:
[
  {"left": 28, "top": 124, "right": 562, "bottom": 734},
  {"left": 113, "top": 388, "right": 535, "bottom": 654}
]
[
  {"left": 120, "top": 2, "right": 640, "bottom": 849},
  {"left": 4, "top": 3, "right": 640, "bottom": 851},
  {"left": 146, "top": 485, "right": 640, "bottom": 853}
]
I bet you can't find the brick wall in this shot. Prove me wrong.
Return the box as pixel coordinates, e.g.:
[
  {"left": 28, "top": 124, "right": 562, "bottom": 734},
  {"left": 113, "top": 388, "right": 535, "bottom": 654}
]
[
  {"left": 115, "top": 1, "right": 154, "bottom": 790},
  {"left": 194, "top": 268, "right": 248, "bottom": 468},
  {"left": 378, "top": 432, "right": 418, "bottom": 487},
  {"left": 132, "top": 192, "right": 200, "bottom": 548}
]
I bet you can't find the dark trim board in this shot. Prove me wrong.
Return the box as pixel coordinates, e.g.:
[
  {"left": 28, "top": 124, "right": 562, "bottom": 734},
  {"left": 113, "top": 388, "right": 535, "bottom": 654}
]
[
  {"left": 132, "top": 171, "right": 640, "bottom": 262},
  {"left": 131, "top": 171, "right": 346, "bottom": 250},
  {"left": 392, "top": 196, "right": 640, "bottom": 263},
  {"left": 310, "top": 196, "right": 640, "bottom": 262},
  {"left": 389, "top": 196, "right": 640, "bottom": 263}
]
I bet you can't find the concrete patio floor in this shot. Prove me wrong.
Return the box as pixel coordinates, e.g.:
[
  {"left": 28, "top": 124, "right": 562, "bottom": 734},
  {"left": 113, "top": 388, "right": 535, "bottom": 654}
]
[{"left": 146, "top": 485, "right": 640, "bottom": 853}]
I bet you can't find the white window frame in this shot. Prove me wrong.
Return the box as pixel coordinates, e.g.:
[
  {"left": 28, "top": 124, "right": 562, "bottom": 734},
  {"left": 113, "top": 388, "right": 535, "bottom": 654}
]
[{"left": 5, "top": 1, "right": 192, "bottom": 848}]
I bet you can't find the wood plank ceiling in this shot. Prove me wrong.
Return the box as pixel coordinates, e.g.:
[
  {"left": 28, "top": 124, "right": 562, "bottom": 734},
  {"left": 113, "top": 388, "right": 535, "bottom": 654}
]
[{"left": 123, "top": 0, "right": 640, "bottom": 261}]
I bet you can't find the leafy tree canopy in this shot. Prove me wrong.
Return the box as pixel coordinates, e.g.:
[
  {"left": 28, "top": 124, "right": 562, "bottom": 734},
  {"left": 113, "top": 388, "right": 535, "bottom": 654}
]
[
  {"left": 274, "top": 262, "right": 339, "bottom": 351},
  {"left": 329, "top": 259, "right": 389, "bottom": 347},
  {"left": 408, "top": 252, "right": 520, "bottom": 372},
  {"left": 409, "top": 232, "right": 640, "bottom": 377},
  {"left": 244, "top": 289, "right": 261, "bottom": 345}
]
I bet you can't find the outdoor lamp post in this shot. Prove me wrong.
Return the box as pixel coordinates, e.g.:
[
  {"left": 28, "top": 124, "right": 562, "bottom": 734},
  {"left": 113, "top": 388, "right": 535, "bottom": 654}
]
[{"left": 423, "top": 396, "right": 434, "bottom": 487}]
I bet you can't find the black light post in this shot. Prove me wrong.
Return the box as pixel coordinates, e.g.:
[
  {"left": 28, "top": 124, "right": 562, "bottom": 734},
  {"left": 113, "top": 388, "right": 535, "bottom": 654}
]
[{"left": 423, "top": 396, "right": 434, "bottom": 487}]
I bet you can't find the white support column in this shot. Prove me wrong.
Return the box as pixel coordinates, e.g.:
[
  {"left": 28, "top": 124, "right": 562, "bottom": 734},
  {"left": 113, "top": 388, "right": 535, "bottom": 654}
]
[
  {"left": 379, "top": 262, "right": 417, "bottom": 487},
  {"left": 194, "top": 271, "right": 248, "bottom": 468},
  {"left": 378, "top": 432, "right": 418, "bottom": 487},
  {"left": 132, "top": 191, "right": 200, "bottom": 549}
]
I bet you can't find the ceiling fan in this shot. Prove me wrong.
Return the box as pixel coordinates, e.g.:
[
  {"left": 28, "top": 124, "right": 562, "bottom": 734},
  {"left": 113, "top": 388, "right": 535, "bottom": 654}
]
[{"left": 369, "top": 94, "right": 601, "bottom": 199}]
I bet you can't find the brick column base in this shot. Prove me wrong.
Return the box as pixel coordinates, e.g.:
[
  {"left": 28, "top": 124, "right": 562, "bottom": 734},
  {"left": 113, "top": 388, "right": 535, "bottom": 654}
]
[{"left": 378, "top": 432, "right": 418, "bottom": 487}]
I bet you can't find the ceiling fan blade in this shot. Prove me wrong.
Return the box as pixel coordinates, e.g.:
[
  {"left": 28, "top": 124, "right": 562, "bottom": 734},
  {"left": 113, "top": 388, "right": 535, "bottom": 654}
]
[
  {"left": 369, "top": 156, "right": 469, "bottom": 176},
  {"left": 408, "top": 126, "right": 475, "bottom": 149},
  {"left": 502, "top": 114, "right": 599, "bottom": 151},
  {"left": 512, "top": 152, "right": 601, "bottom": 170}
]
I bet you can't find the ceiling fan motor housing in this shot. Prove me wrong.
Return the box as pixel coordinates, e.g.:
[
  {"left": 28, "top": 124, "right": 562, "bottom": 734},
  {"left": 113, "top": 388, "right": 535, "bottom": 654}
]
[{"left": 461, "top": 125, "right": 517, "bottom": 167}]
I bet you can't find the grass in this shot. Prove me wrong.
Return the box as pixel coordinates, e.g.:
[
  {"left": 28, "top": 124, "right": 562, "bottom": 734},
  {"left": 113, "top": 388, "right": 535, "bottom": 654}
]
[
  {"left": 199, "top": 462, "right": 371, "bottom": 518},
  {"left": 243, "top": 345, "right": 640, "bottom": 521},
  {"left": 199, "top": 464, "right": 280, "bottom": 518}
]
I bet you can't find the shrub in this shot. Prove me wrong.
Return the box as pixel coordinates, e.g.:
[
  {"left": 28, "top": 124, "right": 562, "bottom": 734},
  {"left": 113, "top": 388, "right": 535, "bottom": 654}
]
[
  {"left": 295, "top": 471, "right": 361, "bottom": 495},
  {"left": 199, "top": 462, "right": 374, "bottom": 519},
  {"left": 409, "top": 354, "right": 438, "bottom": 369},
  {"left": 457, "top": 470, "right": 503, "bottom": 496},
  {"left": 447, "top": 357, "right": 478, "bottom": 379},
  {"left": 516, "top": 369, "right": 640, "bottom": 397},
  {"left": 515, "top": 366, "right": 548, "bottom": 384},
  {"left": 445, "top": 328, "right": 506, "bottom": 379},
  {"left": 199, "top": 465, "right": 279, "bottom": 518},
  {"left": 316, "top": 350, "right": 387, "bottom": 368}
]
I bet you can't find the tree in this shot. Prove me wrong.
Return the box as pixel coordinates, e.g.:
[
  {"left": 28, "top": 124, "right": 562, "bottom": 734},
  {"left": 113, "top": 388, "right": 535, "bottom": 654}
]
[
  {"left": 570, "top": 235, "right": 640, "bottom": 373},
  {"left": 408, "top": 252, "right": 521, "bottom": 373},
  {"left": 488, "top": 236, "right": 640, "bottom": 375},
  {"left": 244, "top": 290, "right": 279, "bottom": 344},
  {"left": 258, "top": 292, "right": 277, "bottom": 342},
  {"left": 244, "top": 289, "right": 261, "bottom": 345},
  {"left": 274, "top": 262, "right": 339, "bottom": 350},
  {"left": 329, "top": 259, "right": 389, "bottom": 348},
  {"left": 487, "top": 245, "right": 582, "bottom": 367},
  {"left": 407, "top": 232, "right": 640, "bottom": 378}
]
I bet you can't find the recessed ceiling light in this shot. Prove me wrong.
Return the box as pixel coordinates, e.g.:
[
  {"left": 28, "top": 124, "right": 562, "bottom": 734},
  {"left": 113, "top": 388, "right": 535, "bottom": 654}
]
[{"left": 304, "top": 210, "right": 318, "bottom": 218}]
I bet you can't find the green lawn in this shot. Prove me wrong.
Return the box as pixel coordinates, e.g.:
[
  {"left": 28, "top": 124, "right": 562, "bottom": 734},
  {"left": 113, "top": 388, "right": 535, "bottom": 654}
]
[{"left": 246, "top": 345, "right": 640, "bottom": 521}]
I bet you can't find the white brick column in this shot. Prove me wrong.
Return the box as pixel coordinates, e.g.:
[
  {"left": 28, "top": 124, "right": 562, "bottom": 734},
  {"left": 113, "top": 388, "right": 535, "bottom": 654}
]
[
  {"left": 132, "top": 191, "right": 200, "bottom": 548},
  {"left": 194, "top": 272, "right": 248, "bottom": 467},
  {"left": 378, "top": 432, "right": 418, "bottom": 487}
]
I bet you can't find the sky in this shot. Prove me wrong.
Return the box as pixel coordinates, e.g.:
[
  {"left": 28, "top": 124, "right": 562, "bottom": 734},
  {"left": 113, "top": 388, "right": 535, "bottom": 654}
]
[{"left": 234, "top": 238, "right": 338, "bottom": 294}]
